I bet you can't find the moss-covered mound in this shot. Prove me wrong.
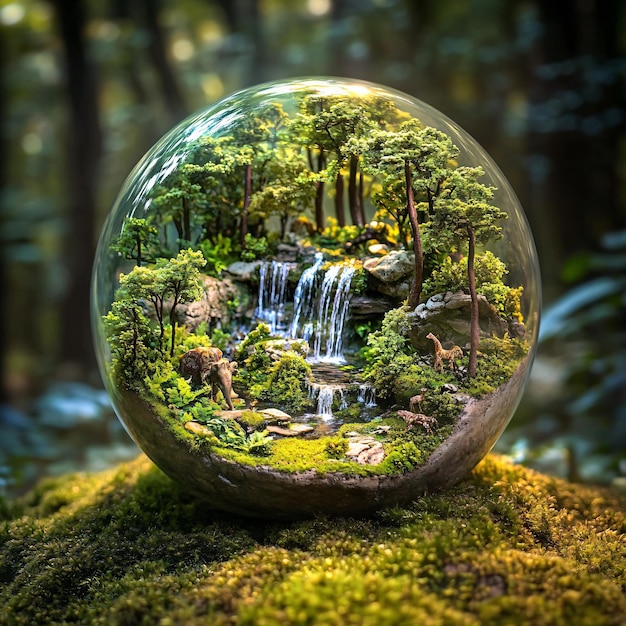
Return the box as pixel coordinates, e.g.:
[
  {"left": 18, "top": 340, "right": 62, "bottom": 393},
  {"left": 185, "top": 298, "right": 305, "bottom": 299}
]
[{"left": 1, "top": 455, "right": 624, "bottom": 625}]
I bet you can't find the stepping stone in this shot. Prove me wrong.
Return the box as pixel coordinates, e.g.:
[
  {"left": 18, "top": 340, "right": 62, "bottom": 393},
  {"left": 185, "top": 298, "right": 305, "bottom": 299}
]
[
  {"left": 266, "top": 424, "right": 314, "bottom": 437},
  {"left": 215, "top": 410, "right": 243, "bottom": 419},
  {"left": 184, "top": 421, "right": 215, "bottom": 437},
  {"left": 259, "top": 408, "right": 292, "bottom": 422}
]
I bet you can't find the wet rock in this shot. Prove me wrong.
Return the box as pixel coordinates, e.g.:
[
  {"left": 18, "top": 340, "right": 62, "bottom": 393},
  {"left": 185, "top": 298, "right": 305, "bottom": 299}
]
[
  {"left": 507, "top": 318, "right": 526, "bottom": 339},
  {"left": 363, "top": 251, "right": 414, "bottom": 283},
  {"left": 441, "top": 383, "right": 458, "bottom": 394},
  {"left": 259, "top": 408, "right": 292, "bottom": 423},
  {"left": 225, "top": 261, "right": 262, "bottom": 281},
  {"left": 349, "top": 294, "right": 396, "bottom": 318},
  {"left": 266, "top": 424, "right": 314, "bottom": 437},
  {"left": 451, "top": 393, "right": 472, "bottom": 405},
  {"left": 346, "top": 435, "right": 385, "bottom": 465},
  {"left": 372, "top": 425, "right": 391, "bottom": 435},
  {"left": 276, "top": 243, "right": 299, "bottom": 262},
  {"left": 369, "top": 277, "right": 411, "bottom": 299},
  {"left": 172, "top": 275, "right": 248, "bottom": 332}
]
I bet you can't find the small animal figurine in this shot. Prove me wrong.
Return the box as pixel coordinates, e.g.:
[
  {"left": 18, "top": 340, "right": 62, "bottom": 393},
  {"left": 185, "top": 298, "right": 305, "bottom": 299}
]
[
  {"left": 180, "top": 346, "right": 237, "bottom": 410},
  {"left": 396, "top": 410, "right": 438, "bottom": 434},
  {"left": 409, "top": 388, "right": 427, "bottom": 413},
  {"left": 426, "top": 332, "right": 463, "bottom": 373}
]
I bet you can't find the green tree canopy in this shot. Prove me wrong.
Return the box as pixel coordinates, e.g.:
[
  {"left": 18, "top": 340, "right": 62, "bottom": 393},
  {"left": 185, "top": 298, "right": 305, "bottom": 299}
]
[{"left": 110, "top": 218, "right": 159, "bottom": 266}]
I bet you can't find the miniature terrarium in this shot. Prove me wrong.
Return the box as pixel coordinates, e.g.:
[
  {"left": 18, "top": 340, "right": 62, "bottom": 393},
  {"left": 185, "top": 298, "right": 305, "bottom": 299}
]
[{"left": 92, "top": 77, "right": 540, "bottom": 518}]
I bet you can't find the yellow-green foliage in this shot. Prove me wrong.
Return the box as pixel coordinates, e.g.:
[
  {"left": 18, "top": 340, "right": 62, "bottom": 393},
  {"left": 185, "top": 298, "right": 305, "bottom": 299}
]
[{"left": 1, "top": 455, "right": 625, "bottom": 625}]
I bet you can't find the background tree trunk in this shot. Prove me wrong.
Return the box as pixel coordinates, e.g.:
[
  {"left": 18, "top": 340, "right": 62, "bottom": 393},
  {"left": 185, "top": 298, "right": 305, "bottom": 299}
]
[
  {"left": 52, "top": 0, "right": 103, "bottom": 374},
  {"left": 140, "top": 0, "right": 188, "bottom": 125}
]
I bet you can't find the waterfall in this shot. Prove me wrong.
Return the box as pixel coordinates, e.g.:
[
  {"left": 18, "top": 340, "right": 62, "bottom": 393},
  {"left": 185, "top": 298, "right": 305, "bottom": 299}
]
[
  {"left": 255, "top": 260, "right": 292, "bottom": 334},
  {"left": 316, "top": 385, "right": 335, "bottom": 419},
  {"left": 289, "top": 253, "right": 324, "bottom": 339},
  {"left": 311, "top": 263, "right": 355, "bottom": 363},
  {"left": 308, "top": 382, "right": 346, "bottom": 421},
  {"left": 357, "top": 384, "right": 377, "bottom": 408}
]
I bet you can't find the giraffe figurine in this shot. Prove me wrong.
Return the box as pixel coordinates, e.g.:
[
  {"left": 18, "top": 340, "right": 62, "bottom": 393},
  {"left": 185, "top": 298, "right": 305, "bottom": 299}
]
[{"left": 426, "top": 332, "right": 463, "bottom": 373}]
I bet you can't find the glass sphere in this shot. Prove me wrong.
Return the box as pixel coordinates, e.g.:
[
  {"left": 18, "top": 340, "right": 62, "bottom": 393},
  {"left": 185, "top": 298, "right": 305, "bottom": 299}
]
[{"left": 92, "top": 77, "right": 540, "bottom": 519}]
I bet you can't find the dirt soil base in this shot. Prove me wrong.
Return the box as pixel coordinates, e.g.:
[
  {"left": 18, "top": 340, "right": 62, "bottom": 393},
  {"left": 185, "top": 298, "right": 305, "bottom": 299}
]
[{"left": 112, "top": 357, "right": 533, "bottom": 519}]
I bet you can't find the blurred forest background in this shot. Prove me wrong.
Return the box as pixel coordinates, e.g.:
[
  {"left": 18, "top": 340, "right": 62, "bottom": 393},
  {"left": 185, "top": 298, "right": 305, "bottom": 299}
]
[{"left": 1, "top": 0, "right": 625, "bottom": 495}]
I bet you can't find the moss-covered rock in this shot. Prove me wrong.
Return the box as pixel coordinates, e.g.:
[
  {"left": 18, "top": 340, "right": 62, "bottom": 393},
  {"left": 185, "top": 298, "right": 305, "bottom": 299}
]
[{"left": 1, "top": 454, "right": 624, "bottom": 625}]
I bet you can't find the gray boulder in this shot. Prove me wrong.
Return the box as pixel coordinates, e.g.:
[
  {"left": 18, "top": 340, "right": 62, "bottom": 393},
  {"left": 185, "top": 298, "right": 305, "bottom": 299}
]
[
  {"left": 408, "top": 291, "right": 509, "bottom": 351},
  {"left": 363, "top": 250, "right": 414, "bottom": 283},
  {"left": 172, "top": 275, "right": 249, "bottom": 332}
]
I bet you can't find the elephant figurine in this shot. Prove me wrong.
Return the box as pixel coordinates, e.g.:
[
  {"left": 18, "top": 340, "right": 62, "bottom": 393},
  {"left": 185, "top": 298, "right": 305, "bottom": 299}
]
[
  {"left": 206, "top": 358, "right": 238, "bottom": 411},
  {"left": 180, "top": 346, "right": 237, "bottom": 410}
]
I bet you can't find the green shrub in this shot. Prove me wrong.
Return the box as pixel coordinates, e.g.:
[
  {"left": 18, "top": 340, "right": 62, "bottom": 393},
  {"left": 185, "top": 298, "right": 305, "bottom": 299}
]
[
  {"left": 198, "top": 234, "right": 236, "bottom": 276},
  {"left": 325, "top": 437, "right": 348, "bottom": 459},
  {"left": 240, "top": 233, "right": 269, "bottom": 261},
  {"left": 235, "top": 323, "right": 273, "bottom": 361},
  {"left": 264, "top": 353, "right": 312, "bottom": 413},
  {"left": 383, "top": 441, "right": 425, "bottom": 473}
]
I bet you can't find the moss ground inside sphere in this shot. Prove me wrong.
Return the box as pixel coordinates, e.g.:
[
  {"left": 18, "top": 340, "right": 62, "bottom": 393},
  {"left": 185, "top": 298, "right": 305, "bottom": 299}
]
[{"left": 1, "top": 454, "right": 624, "bottom": 625}]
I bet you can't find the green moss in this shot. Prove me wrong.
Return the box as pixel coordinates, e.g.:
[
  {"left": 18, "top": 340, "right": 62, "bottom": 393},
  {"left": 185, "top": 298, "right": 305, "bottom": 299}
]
[
  {"left": 238, "top": 410, "right": 266, "bottom": 431},
  {"left": 1, "top": 455, "right": 625, "bottom": 625},
  {"left": 212, "top": 437, "right": 369, "bottom": 476}
]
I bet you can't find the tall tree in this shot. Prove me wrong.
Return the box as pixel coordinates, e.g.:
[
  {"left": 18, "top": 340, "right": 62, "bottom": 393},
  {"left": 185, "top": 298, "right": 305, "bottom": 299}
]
[
  {"left": 231, "top": 104, "right": 289, "bottom": 245},
  {"left": 248, "top": 150, "right": 317, "bottom": 239},
  {"left": 119, "top": 265, "right": 167, "bottom": 354},
  {"left": 118, "top": 249, "right": 205, "bottom": 358},
  {"left": 362, "top": 120, "right": 458, "bottom": 308},
  {"left": 103, "top": 296, "right": 155, "bottom": 381},
  {"left": 291, "top": 93, "right": 401, "bottom": 229},
  {"left": 431, "top": 166, "right": 507, "bottom": 377},
  {"left": 171, "top": 136, "right": 241, "bottom": 243},
  {"left": 151, "top": 168, "right": 205, "bottom": 251},
  {"left": 111, "top": 218, "right": 159, "bottom": 266},
  {"left": 160, "top": 249, "right": 206, "bottom": 357}
]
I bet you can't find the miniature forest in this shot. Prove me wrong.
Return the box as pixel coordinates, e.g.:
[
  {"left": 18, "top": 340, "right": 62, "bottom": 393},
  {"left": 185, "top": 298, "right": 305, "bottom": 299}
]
[{"left": 103, "top": 91, "right": 530, "bottom": 481}]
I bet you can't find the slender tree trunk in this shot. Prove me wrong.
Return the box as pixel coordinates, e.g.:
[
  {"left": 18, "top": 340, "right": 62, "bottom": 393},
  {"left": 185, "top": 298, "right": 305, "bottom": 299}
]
[
  {"left": 348, "top": 154, "right": 364, "bottom": 226},
  {"left": 314, "top": 149, "right": 326, "bottom": 232},
  {"left": 136, "top": 237, "right": 142, "bottom": 266},
  {"left": 467, "top": 224, "right": 479, "bottom": 378},
  {"left": 405, "top": 162, "right": 423, "bottom": 309},
  {"left": 182, "top": 196, "right": 191, "bottom": 244},
  {"left": 358, "top": 169, "right": 365, "bottom": 225},
  {"left": 169, "top": 295, "right": 180, "bottom": 358},
  {"left": 52, "top": 0, "right": 102, "bottom": 372},
  {"left": 152, "top": 295, "right": 165, "bottom": 353},
  {"left": 335, "top": 171, "right": 346, "bottom": 227},
  {"left": 241, "top": 163, "right": 252, "bottom": 247}
]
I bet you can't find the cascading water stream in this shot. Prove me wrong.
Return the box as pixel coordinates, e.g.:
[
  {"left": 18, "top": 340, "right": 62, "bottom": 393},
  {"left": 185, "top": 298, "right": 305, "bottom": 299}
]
[
  {"left": 289, "top": 252, "right": 324, "bottom": 341},
  {"left": 255, "top": 260, "right": 292, "bottom": 334},
  {"left": 307, "top": 382, "right": 348, "bottom": 421},
  {"left": 312, "top": 264, "right": 355, "bottom": 362},
  {"left": 289, "top": 255, "right": 355, "bottom": 363},
  {"left": 357, "top": 384, "right": 377, "bottom": 408}
]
